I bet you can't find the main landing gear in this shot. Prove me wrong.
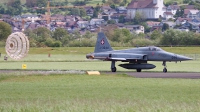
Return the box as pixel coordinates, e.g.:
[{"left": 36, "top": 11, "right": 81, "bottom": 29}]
[
  {"left": 111, "top": 61, "right": 116, "bottom": 72},
  {"left": 136, "top": 69, "right": 141, "bottom": 72},
  {"left": 162, "top": 61, "right": 167, "bottom": 73}
]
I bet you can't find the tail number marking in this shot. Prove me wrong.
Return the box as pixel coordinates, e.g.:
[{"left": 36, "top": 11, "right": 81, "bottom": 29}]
[{"left": 99, "top": 46, "right": 109, "bottom": 49}]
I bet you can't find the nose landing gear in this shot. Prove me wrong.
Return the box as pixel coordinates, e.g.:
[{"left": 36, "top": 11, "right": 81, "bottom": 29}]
[{"left": 162, "top": 61, "right": 167, "bottom": 73}]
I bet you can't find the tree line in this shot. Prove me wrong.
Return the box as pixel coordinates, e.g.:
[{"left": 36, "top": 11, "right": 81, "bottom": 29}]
[{"left": 1, "top": 21, "right": 200, "bottom": 47}]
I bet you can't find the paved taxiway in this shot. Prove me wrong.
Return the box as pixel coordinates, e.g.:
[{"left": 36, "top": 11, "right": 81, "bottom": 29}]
[
  {"left": 103, "top": 72, "right": 200, "bottom": 79},
  {"left": 1, "top": 70, "right": 200, "bottom": 79}
]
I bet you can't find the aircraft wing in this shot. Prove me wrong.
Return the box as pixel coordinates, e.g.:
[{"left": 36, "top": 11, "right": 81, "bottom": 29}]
[{"left": 86, "top": 53, "right": 147, "bottom": 61}]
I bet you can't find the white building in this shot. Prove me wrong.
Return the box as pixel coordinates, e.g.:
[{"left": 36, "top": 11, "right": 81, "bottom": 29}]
[
  {"left": 77, "top": 21, "right": 89, "bottom": 28},
  {"left": 21, "top": 14, "right": 39, "bottom": 22},
  {"left": 122, "top": 25, "right": 144, "bottom": 34},
  {"left": 166, "top": 5, "right": 180, "bottom": 15},
  {"left": 163, "top": 12, "right": 174, "bottom": 20},
  {"left": 186, "top": 10, "right": 199, "bottom": 19},
  {"left": 126, "top": 0, "right": 166, "bottom": 19},
  {"left": 90, "top": 19, "right": 104, "bottom": 25}
]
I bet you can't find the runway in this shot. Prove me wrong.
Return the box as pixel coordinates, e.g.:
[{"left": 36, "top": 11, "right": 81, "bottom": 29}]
[
  {"left": 103, "top": 72, "right": 200, "bottom": 79},
  {"left": 0, "top": 70, "right": 200, "bottom": 79}
]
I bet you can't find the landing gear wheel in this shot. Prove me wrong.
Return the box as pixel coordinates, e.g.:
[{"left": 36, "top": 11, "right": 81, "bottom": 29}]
[
  {"left": 163, "top": 68, "right": 167, "bottom": 73},
  {"left": 162, "top": 61, "right": 167, "bottom": 73},
  {"left": 137, "top": 69, "right": 141, "bottom": 72},
  {"left": 111, "top": 67, "right": 116, "bottom": 72}
]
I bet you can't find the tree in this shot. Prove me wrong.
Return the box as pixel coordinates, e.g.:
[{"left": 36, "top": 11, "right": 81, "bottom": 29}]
[
  {"left": 160, "top": 29, "right": 181, "bottom": 45},
  {"left": 37, "top": 0, "right": 47, "bottom": 7},
  {"left": 107, "top": 20, "right": 116, "bottom": 24},
  {"left": 65, "top": 0, "right": 69, "bottom": 5},
  {"left": 107, "top": 0, "right": 121, "bottom": 4},
  {"left": 110, "top": 4, "right": 115, "bottom": 9},
  {"left": 33, "top": 27, "right": 51, "bottom": 43},
  {"left": 6, "top": 0, "right": 22, "bottom": 15},
  {"left": 0, "top": 22, "right": 12, "bottom": 41},
  {"left": 82, "top": 31, "right": 94, "bottom": 38},
  {"left": 164, "top": 1, "right": 173, "bottom": 7},
  {"left": 0, "top": 5, "right": 5, "bottom": 14},
  {"left": 53, "top": 28, "right": 68, "bottom": 40},
  {"left": 189, "top": 1, "right": 195, "bottom": 5},
  {"left": 53, "top": 41, "right": 62, "bottom": 47},
  {"left": 140, "top": 22, "right": 150, "bottom": 33},
  {"left": 133, "top": 11, "right": 146, "bottom": 24},
  {"left": 93, "top": 10, "right": 98, "bottom": 18},
  {"left": 109, "top": 29, "right": 132, "bottom": 43},
  {"left": 71, "top": 8, "right": 80, "bottom": 16},
  {"left": 102, "top": 0, "right": 106, "bottom": 4},
  {"left": 80, "top": 8, "right": 86, "bottom": 17},
  {"left": 162, "top": 23, "right": 169, "bottom": 31},
  {"left": 150, "top": 30, "right": 163, "bottom": 40},
  {"left": 73, "top": 0, "right": 86, "bottom": 6},
  {"left": 26, "top": 0, "right": 37, "bottom": 7},
  {"left": 45, "top": 38, "right": 54, "bottom": 47},
  {"left": 183, "top": 0, "right": 190, "bottom": 4},
  {"left": 174, "top": 9, "right": 184, "bottom": 18},
  {"left": 118, "top": 15, "right": 125, "bottom": 23}
]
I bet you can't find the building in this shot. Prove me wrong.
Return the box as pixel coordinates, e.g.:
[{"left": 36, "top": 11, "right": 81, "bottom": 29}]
[
  {"left": 175, "top": 17, "right": 192, "bottom": 25},
  {"left": 123, "top": 25, "right": 144, "bottom": 34},
  {"left": 126, "top": 0, "right": 166, "bottom": 19},
  {"left": 186, "top": 10, "right": 199, "bottom": 19},
  {"left": 116, "top": 6, "right": 127, "bottom": 13},
  {"left": 166, "top": 5, "right": 180, "bottom": 15},
  {"left": 21, "top": 14, "right": 39, "bottom": 22},
  {"left": 146, "top": 21, "right": 160, "bottom": 27},
  {"left": 163, "top": 12, "right": 174, "bottom": 20},
  {"left": 90, "top": 19, "right": 104, "bottom": 25},
  {"left": 175, "top": 26, "right": 189, "bottom": 32}
]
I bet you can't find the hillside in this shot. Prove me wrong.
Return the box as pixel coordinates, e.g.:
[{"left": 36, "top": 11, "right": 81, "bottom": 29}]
[
  {"left": 0, "top": 0, "right": 183, "bottom": 5},
  {"left": 0, "top": 0, "right": 26, "bottom": 4}
]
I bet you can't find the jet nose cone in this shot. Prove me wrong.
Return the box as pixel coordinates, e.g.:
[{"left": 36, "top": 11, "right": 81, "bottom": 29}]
[{"left": 177, "top": 55, "right": 193, "bottom": 61}]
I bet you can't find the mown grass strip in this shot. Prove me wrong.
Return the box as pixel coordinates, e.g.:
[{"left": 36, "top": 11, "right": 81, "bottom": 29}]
[{"left": 0, "top": 74, "right": 199, "bottom": 111}]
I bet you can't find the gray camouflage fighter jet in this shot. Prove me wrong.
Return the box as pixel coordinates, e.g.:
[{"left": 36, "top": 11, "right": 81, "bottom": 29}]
[{"left": 86, "top": 32, "right": 192, "bottom": 73}]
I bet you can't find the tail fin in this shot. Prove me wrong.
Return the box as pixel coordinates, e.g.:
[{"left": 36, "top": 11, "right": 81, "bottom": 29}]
[{"left": 94, "top": 32, "right": 113, "bottom": 53}]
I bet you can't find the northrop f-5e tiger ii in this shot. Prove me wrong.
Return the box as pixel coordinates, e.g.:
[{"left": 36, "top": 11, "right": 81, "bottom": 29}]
[{"left": 86, "top": 32, "right": 192, "bottom": 73}]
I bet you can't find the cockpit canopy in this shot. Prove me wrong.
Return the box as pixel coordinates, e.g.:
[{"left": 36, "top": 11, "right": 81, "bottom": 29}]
[{"left": 148, "top": 46, "right": 162, "bottom": 51}]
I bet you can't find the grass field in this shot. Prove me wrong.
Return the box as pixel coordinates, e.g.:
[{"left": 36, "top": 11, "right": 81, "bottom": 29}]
[
  {"left": 1, "top": 47, "right": 200, "bottom": 54},
  {"left": 0, "top": 74, "right": 200, "bottom": 111},
  {"left": 0, "top": 60, "right": 199, "bottom": 72}
]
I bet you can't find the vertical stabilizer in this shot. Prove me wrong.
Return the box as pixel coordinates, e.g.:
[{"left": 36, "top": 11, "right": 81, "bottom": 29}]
[{"left": 94, "top": 32, "right": 113, "bottom": 53}]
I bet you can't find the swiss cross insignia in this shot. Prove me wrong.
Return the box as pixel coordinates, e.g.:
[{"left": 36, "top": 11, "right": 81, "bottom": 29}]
[{"left": 101, "top": 39, "right": 105, "bottom": 45}]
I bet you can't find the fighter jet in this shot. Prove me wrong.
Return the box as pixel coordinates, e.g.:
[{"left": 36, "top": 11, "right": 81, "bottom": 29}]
[{"left": 86, "top": 32, "right": 192, "bottom": 73}]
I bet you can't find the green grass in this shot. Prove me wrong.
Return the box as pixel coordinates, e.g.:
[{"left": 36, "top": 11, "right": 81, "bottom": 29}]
[
  {"left": 0, "top": 60, "right": 199, "bottom": 72},
  {"left": 1, "top": 47, "right": 200, "bottom": 54},
  {"left": 0, "top": 74, "right": 199, "bottom": 111}
]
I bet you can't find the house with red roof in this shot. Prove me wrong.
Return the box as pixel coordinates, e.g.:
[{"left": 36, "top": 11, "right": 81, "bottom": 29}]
[
  {"left": 175, "top": 17, "right": 192, "bottom": 25},
  {"left": 126, "top": 0, "right": 166, "bottom": 19},
  {"left": 163, "top": 12, "right": 174, "bottom": 20}
]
